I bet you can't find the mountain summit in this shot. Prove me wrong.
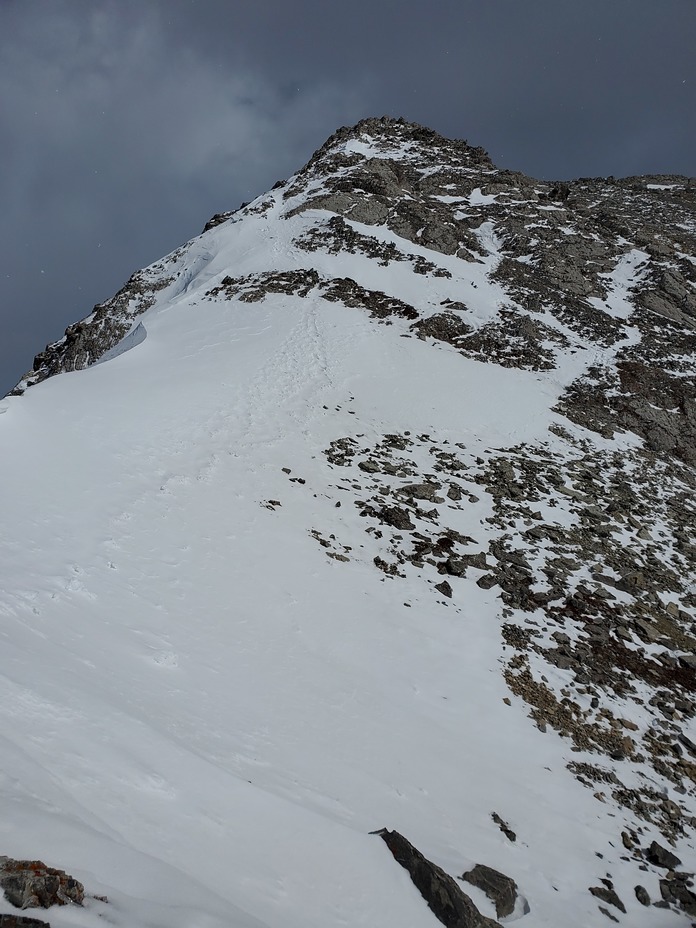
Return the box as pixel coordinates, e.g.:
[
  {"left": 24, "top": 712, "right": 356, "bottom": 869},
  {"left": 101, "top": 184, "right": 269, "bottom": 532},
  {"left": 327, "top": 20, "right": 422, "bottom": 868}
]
[{"left": 1, "top": 117, "right": 695, "bottom": 928}]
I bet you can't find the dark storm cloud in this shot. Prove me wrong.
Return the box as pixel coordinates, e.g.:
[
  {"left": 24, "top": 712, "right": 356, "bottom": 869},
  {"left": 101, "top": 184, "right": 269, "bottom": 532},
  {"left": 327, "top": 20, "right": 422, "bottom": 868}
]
[{"left": 1, "top": 0, "right": 694, "bottom": 395}]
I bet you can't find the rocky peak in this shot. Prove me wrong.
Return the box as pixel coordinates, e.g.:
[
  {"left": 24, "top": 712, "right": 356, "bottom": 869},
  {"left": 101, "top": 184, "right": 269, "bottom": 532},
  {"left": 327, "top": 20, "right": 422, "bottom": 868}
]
[
  {"left": 302, "top": 115, "right": 493, "bottom": 171},
  {"left": 280, "top": 121, "right": 696, "bottom": 465},
  {"left": 3, "top": 116, "right": 696, "bottom": 927},
  {"left": 10, "top": 116, "right": 695, "bottom": 422}
]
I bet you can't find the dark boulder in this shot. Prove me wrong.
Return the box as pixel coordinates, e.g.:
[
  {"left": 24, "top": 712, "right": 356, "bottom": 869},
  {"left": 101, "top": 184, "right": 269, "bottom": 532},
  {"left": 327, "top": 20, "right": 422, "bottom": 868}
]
[
  {"left": 374, "top": 829, "right": 501, "bottom": 928},
  {"left": 646, "top": 840, "right": 681, "bottom": 870},
  {"left": 443, "top": 557, "right": 467, "bottom": 578},
  {"left": 461, "top": 864, "right": 519, "bottom": 919},
  {"left": 589, "top": 883, "right": 626, "bottom": 914},
  {"left": 378, "top": 505, "right": 415, "bottom": 531},
  {"left": 399, "top": 482, "right": 444, "bottom": 503}
]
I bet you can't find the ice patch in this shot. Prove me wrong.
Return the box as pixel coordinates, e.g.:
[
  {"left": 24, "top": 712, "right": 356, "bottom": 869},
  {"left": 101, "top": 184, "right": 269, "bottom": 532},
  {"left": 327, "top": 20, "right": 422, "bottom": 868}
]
[
  {"left": 469, "top": 187, "right": 498, "bottom": 205},
  {"left": 588, "top": 248, "right": 649, "bottom": 319}
]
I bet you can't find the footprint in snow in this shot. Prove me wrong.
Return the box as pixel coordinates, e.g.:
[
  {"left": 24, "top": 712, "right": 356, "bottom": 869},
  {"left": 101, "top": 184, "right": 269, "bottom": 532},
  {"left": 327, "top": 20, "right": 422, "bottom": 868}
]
[{"left": 148, "top": 650, "right": 179, "bottom": 668}]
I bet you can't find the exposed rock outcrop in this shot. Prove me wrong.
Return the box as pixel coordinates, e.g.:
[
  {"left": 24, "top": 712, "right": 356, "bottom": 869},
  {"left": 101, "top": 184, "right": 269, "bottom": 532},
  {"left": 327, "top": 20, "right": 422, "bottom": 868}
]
[
  {"left": 9, "top": 268, "right": 174, "bottom": 395},
  {"left": 375, "top": 829, "right": 501, "bottom": 928},
  {"left": 461, "top": 864, "right": 521, "bottom": 919},
  {"left": 647, "top": 841, "right": 682, "bottom": 870},
  {"left": 0, "top": 858, "right": 83, "bottom": 910}
]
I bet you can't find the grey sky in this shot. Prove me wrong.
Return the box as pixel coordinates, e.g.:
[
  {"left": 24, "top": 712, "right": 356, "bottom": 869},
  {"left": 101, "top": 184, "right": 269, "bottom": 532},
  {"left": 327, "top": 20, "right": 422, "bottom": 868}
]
[{"left": 1, "top": 0, "right": 694, "bottom": 396}]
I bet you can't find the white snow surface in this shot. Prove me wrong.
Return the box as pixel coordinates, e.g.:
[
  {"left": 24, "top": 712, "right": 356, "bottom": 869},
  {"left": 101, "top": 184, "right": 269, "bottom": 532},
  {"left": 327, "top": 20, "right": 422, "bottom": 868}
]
[
  {"left": 0, "top": 184, "right": 684, "bottom": 928},
  {"left": 588, "top": 248, "right": 649, "bottom": 320}
]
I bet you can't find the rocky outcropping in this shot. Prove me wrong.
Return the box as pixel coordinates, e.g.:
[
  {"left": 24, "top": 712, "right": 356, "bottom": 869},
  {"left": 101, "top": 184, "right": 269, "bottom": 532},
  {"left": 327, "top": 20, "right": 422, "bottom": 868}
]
[
  {"left": 286, "top": 118, "right": 696, "bottom": 464},
  {"left": 8, "top": 266, "right": 176, "bottom": 395},
  {"left": 461, "top": 864, "right": 521, "bottom": 919},
  {"left": 374, "top": 829, "right": 501, "bottom": 928},
  {"left": 0, "top": 858, "right": 83, "bottom": 910}
]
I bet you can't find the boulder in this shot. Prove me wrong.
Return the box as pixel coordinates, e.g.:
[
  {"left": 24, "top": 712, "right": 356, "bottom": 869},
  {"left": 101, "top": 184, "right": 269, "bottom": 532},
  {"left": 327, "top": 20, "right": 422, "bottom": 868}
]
[
  {"left": 399, "top": 482, "right": 444, "bottom": 503},
  {"left": 589, "top": 883, "right": 626, "bottom": 914},
  {"left": 634, "top": 885, "right": 651, "bottom": 906},
  {"left": 0, "top": 858, "right": 83, "bottom": 910},
  {"left": 646, "top": 841, "right": 681, "bottom": 869},
  {"left": 461, "top": 864, "right": 519, "bottom": 919},
  {"left": 378, "top": 505, "right": 415, "bottom": 531},
  {"left": 375, "top": 829, "right": 501, "bottom": 928}
]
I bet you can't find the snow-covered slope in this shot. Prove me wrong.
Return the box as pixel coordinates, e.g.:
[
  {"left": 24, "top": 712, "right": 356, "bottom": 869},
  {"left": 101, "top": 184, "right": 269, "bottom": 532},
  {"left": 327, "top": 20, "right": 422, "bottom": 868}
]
[{"left": 1, "top": 117, "right": 695, "bottom": 928}]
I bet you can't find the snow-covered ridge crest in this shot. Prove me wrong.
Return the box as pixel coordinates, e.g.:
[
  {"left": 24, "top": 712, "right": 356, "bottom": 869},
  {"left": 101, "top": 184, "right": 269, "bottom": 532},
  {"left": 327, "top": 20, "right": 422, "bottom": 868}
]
[
  {"left": 9, "top": 116, "right": 696, "bottom": 468},
  {"left": 1, "top": 117, "right": 695, "bottom": 928}
]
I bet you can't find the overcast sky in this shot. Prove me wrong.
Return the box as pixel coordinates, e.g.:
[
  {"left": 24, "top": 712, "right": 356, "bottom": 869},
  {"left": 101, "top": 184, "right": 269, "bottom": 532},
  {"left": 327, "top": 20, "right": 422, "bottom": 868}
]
[{"left": 1, "top": 0, "right": 694, "bottom": 396}]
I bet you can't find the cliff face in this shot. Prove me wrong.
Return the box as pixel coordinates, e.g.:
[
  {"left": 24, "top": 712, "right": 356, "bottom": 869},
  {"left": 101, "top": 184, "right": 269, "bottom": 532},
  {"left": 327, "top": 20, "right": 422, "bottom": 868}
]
[{"left": 2, "top": 117, "right": 696, "bottom": 927}]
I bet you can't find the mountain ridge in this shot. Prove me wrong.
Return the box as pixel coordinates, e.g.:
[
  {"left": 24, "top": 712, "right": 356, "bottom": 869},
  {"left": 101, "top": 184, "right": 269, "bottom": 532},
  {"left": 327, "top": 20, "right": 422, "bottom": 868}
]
[
  {"left": 1, "top": 116, "right": 695, "bottom": 928},
  {"left": 11, "top": 117, "right": 696, "bottom": 472}
]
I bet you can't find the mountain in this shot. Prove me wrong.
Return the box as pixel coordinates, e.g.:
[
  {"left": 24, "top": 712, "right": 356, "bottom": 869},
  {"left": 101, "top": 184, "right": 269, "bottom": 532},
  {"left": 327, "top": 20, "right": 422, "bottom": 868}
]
[{"left": 1, "top": 116, "right": 695, "bottom": 928}]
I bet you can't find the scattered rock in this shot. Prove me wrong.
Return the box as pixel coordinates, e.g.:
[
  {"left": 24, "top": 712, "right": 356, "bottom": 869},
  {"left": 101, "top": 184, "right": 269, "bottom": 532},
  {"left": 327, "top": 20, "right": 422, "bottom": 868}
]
[{"left": 491, "top": 813, "right": 516, "bottom": 843}]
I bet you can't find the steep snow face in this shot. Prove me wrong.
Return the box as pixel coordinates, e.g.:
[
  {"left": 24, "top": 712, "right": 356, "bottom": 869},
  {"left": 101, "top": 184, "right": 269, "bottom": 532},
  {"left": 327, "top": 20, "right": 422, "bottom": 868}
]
[{"left": 1, "top": 118, "right": 695, "bottom": 928}]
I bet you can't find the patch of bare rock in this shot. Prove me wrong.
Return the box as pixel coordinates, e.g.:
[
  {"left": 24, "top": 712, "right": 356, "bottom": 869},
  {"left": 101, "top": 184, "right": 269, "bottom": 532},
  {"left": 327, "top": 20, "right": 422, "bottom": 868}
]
[
  {"left": 374, "top": 829, "right": 503, "bottom": 928},
  {"left": 0, "top": 858, "right": 83, "bottom": 911}
]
